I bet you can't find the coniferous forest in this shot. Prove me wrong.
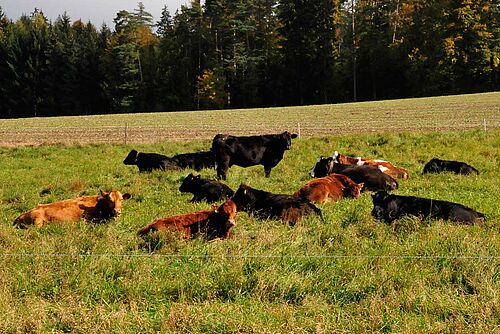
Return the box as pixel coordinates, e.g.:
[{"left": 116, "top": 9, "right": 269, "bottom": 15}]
[{"left": 0, "top": 0, "right": 498, "bottom": 118}]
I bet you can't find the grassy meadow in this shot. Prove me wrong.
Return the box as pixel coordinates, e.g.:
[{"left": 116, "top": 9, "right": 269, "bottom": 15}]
[{"left": 0, "top": 95, "right": 499, "bottom": 333}]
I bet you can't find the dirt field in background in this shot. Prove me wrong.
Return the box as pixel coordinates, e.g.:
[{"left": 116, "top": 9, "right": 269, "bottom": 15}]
[{"left": 1, "top": 93, "right": 498, "bottom": 147}]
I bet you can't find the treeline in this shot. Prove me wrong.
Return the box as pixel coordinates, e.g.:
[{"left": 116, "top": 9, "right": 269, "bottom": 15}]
[{"left": 0, "top": 1, "right": 498, "bottom": 118}]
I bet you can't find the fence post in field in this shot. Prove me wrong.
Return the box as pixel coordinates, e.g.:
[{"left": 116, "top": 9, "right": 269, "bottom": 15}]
[
  {"left": 125, "top": 123, "right": 128, "bottom": 145},
  {"left": 298, "top": 123, "right": 301, "bottom": 138},
  {"left": 483, "top": 119, "right": 487, "bottom": 131}
]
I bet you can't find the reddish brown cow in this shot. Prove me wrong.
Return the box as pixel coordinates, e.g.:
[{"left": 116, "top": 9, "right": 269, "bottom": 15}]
[
  {"left": 138, "top": 199, "right": 237, "bottom": 240},
  {"left": 294, "top": 173, "right": 364, "bottom": 204},
  {"left": 333, "top": 151, "right": 409, "bottom": 179},
  {"left": 14, "top": 190, "right": 131, "bottom": 228}
]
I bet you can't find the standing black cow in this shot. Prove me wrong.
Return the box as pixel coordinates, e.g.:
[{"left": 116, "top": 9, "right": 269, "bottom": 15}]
[
  {"left": 309, "top": 157, "right": 398, "bottom": 192},
  {"left": 179, "top": 173, "right": 234, "bottom": 203},
  {"left": 211, "top": 131, "right": 298, "bottom": 180},
  {"left": 371, "top": 191, "right": 486, "bottom": 225},
  {"left": 123, "top": 150, "right": 173, "bottom": 172},
  {"left": 231, "top": 184, "right": 322, "bottom": 225},
  {"left": 171, "top": 151, "right": 216, "bottom": 171},
  {"left": 423, "top": 158, "right": 479, "bottom": 175}
]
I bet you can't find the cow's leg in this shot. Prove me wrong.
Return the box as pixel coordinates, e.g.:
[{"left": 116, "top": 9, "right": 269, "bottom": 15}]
[
  {"left": 264, "top": 166, "right": 272, "bottom": 178},
  {"left": 216, "top": 159, "right": 229, "bottom": 180}
]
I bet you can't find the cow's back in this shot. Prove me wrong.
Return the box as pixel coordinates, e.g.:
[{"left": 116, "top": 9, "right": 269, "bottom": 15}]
[{"left": 332, "top": 164, "right": 398, "bottom": 191}]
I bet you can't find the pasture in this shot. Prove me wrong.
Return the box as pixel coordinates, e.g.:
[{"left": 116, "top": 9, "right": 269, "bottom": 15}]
[{"left": 0, "top": 93, "right": 499, "bottom": 333}]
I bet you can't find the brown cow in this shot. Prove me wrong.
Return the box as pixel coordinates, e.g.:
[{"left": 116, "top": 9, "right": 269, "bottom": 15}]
[
  {"left": 294, "top": 173, "right": 364, "bottom": 204},
  {"left": 333, "top": 151, "right": 409, "bottom": 179},
  {"left": 13, "top": 190, "right": 131, "bottom": 228},
  {"left": 137, "top": 199, "right": 237, "bottom": 240}
]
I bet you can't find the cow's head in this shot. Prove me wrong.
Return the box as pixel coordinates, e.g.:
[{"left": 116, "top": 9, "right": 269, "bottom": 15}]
[
  {"left": 281, "top": 131, "right": 298, "bottom": 150},
  {"left": 123, "top": 150, "right": 139, "bottom": 165},
  {"left": 332, "top": 151, "right": 348, "bottom": 164},
  {"left": 208, "top": 199, "right": 238, "bottom": 239},
  {"left": 98, "top": 190, "right": 131, "bottom": 218},
  {"left": 348, "top": 182, "right": 364, "bottom": 198},
  {"left": 371, "top": 191, "right": 392, "bottom": 222},
  {"left": 179, "top": 173, "right": 201, "bottom": 193},
  {"left": 231, "top": 184, "right": 257, "bottom": 212},
  {"left": 309, "top": 156, "right": 335, "bottom": 178}
]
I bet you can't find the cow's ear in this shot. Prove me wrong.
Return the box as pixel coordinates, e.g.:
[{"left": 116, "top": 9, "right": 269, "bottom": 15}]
[
  {"left": 123, "top": 193, "right": 131, "bottom": 200},
  {"left": 100, "top": 190, "right": 109, "bottom": 197},
  {"left": 291, "top": 133, "right": 298, "bottom": 139}
]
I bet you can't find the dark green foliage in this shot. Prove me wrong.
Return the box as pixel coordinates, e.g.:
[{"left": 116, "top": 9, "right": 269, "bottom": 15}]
[{"left": 0, "top": 1, "right": 498, "bottom": 117}]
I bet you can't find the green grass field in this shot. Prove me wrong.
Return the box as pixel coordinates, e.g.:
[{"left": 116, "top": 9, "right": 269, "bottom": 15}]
[{"left": 0, "top": 94, "right": 499, "bottom": 333}]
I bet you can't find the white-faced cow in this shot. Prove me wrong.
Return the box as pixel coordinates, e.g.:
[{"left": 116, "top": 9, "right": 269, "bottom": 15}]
[
  {"left": 333, "top": 151, "right": 409, "bottom": 179},
  {"left": 309, "top": 157, "right": 398, "bottom": 192},
  {"left": 371, "top": 191, "right": 485, "bottom": 225},
  {"left": 211, "top": 131, "right": 298, "bottom": 180},
  {"left": 423, "top": 158, "right": 479, "bottom": 175},
  {"left": 14, "top": 190, "right": 131, "bottom": 228}
]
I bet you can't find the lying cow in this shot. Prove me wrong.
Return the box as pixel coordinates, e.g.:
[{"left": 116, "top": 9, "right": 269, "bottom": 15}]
[
  {"left": 371, "top": 191, "right": 486, "bottom": 225},
  {"left": 137, "top": 199, "right": 237, "bottom": 240},
  {"left": 231, "top": 184, "right": 322, "bottom": 225},
  {"left": 14, "top": 190, "right": 131, "bottom": 228},
  {"left": 333, "top": 151, "right": 409, "bottom": 179},
  {"left": 423, "top": 158, "right": 479, "bottom": 175},
  {"left": 171, "top": 151, "right": 215, "bottom": 171},
  {"left": 123, "top": 149, "right": 172, "bottom": 172},
  {"left": 211, "top": 131, "right": 298, "bottom": 180},
  {"left": 294, "top": 173, "right": 364, "bottom": 204},
  {"left": 179, "top": 173, "right": 234, "bottom": 203},
  {"left": 124, "top": 150, "right": 215, "bottom": 173},
  {"left": 309, "top": 157, "right": 398, "bottom": 192}
]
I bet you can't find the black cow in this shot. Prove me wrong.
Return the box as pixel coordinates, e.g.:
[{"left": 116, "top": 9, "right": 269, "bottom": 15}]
[
  {"left": 179, "top": 173, "right": 234, "bottom": 203},
  {"left": 211, "top": 131, "right": 298, "bottom": 180},
  {"left": 171, "top": 151, "right": 215, "bottom": 171},
  {"left": 309, "top": 157, "right": 398, "bottom": 192},
  {"left": 123, "top": 150, "right": 173, "bottom": 172},
  {"left": 371, "top": 191, "right": 486, "bottom": 225},
  {"left": 423, "top": 158, "right": 479, "bottom": 175},
  {"left": 231, "top": 184, "right": 322, "bottom": 225}
]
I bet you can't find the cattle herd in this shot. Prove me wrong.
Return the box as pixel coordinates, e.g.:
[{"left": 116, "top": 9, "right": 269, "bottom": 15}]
[{"left": 14, "top": 131, "right": 486, "bottom": 240}]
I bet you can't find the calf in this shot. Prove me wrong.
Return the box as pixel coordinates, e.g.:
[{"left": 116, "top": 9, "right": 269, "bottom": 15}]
[
  {"left": 211, "top": 131, "right": 298, "bottom": 179},
  {"left": 137, "top": 200, "right": 237, "bottom": 240},
  {"left": 171, "top": 151, "right": 216, "bottom": 171},
  {"left": 371, "top": 191, "right": 486, "bottom": 225},
  {"left": 309, "top": 157, "right": 398, "bottom": 192},
  {"left": 294, "top": 173, "right": 364, "bottom": 204},
  {"left": 179, "top": 173, "right": 234, "bottom": 203},
  {"left": 231, "top": 184, "right": 322, "bottom": 225},
  {"left": 333, "top": 151, "right": 409, "bottom": 179},
  {"left": 14, "top": 190, "right": 131, "bottom": 228},
  {"left": 123, "top": 149, "right": 173, "bottom": 172},
  {"left": 423, "top": 158, "right": 479, "bottom": 175}
]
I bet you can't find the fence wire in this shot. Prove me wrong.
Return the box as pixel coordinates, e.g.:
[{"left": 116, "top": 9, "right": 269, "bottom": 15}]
[{"left": 0, "top": 253, "right": 499, "bottom": 260}]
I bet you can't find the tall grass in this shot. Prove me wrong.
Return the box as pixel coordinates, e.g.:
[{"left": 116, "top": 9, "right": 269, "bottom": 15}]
[{"left": 0, "top": 130, "right": 498, "bottom": 333}]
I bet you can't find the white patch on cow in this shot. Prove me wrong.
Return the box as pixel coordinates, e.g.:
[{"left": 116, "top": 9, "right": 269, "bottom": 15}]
[
  {"left": 374, "top": 159, "right": 387, "bottom": 163},
  {"left": 378, "top": 165, "right": 389, "bottom": 173},
  {"left": 356, "top": 158, "right": 365, "bottom": 166},
  {"left": 309, "top": 157, "right": 322, "bottom": 177}
]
